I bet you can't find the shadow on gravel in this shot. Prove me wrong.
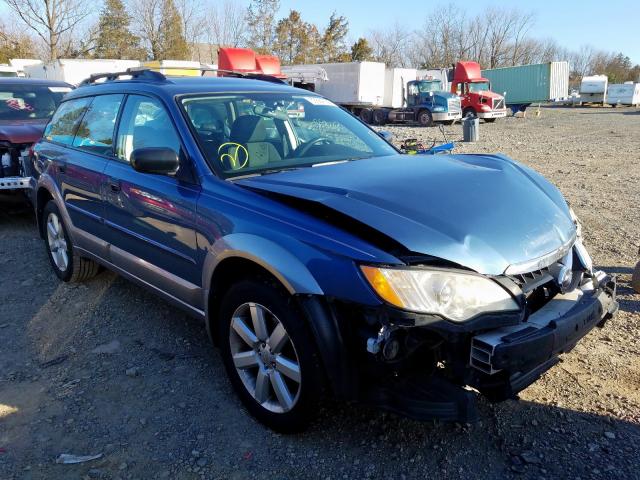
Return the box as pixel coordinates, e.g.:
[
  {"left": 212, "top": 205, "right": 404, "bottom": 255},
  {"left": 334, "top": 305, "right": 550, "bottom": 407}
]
[
  {"left": 304, "top": 396, "right": 640, "bottom": 479},
  {"left": 2, "top": 195, "right": 639, "bottom": 480}
]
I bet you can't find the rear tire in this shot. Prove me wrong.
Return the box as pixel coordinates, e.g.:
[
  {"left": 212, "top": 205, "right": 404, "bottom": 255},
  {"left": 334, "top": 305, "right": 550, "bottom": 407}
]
[
  {"left": 372, "top": 109, "right": 387, "bottom": 125},
  {"left": 417, "top": 109, "right": 433, "bottom": 127},
  {"left": 219, "top": 278, "right": 325, "bottom": 433},
  {"left": 359, "top": 108, "right": 373, "bottom": 124},
  {"left": 43, "top": 200, "right": 99, "bottom": 283}
]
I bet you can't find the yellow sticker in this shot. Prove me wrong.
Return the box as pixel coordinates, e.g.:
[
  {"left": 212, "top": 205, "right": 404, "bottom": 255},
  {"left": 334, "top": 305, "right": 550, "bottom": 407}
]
[{"left": 218, "top": 142, "right": 249, "bottom": 170}]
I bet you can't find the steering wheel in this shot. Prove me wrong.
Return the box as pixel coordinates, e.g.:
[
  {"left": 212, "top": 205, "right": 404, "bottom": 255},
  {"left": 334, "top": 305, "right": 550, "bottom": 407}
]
[{"left": 295, "top": 137, "right": 333, "bottom": 157}]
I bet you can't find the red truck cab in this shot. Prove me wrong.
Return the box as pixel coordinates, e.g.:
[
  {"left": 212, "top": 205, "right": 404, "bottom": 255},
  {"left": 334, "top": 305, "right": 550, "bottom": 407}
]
[{"left": 452, "top": 61, "right": 506, "bottom": 122}]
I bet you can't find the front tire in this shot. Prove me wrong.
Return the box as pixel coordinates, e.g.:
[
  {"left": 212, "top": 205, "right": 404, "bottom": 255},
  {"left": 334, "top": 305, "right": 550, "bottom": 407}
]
[
  {"left": 219, "top": 279, "right": 324, "bottom": 433},
  {"left": 43, "top": 200, "right": 99, "bottom": 282},
  {"left": 418, "top": 109, "right": 433, "bottom": 127}
]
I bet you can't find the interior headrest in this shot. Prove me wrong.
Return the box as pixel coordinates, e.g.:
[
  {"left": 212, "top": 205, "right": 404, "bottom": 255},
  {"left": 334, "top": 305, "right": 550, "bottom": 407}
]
[{"left": 230, "top": 115, "right": 268, "bottom": 143}]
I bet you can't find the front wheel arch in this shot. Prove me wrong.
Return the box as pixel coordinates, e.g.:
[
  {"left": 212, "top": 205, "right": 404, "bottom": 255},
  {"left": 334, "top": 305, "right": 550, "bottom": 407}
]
[
  {"left": 207, "top": 257, "right": 287, "bottom": 345},
  {"left": 206, "top": 256, "right": 353, "bottom": 399}
]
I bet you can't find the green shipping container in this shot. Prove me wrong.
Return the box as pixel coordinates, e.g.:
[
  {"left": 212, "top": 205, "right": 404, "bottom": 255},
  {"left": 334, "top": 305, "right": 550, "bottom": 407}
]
[{"left": 481, "top": 62, "right": 569, "bottom": 105}]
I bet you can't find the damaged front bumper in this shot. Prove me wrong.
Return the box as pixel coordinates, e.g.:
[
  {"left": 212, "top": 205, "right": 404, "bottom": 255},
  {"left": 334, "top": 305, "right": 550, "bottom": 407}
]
[
  {"left": 469, "top": 272, "right": 617, "bottom": 399},
  {"left": 353, "top": 271, "right": 617, "bottom": 423}
]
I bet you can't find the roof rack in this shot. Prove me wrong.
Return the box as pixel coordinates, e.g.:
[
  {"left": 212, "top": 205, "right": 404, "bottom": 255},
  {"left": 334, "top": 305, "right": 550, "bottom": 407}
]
[
  {"left": 78, "top": 68, "right": 165, "bottom": 86},
  {"left": 79, "top": 65, "right": 287, "bottom": 87}
]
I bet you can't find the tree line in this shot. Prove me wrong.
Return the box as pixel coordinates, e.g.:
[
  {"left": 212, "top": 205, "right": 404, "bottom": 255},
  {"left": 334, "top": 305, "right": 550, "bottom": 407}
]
[{"left": 0, "top": 0, "right": 638, "bottom": 83}]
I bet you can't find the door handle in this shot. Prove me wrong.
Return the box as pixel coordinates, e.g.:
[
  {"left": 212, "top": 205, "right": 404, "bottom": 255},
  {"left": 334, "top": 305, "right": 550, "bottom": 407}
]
[{"left": 109, "top": 181, "right": 121, "bottom": 192}]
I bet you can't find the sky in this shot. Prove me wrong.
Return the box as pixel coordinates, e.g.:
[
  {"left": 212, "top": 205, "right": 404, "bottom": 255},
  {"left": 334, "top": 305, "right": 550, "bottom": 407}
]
[
  {"left": 277, "top": 0, "right": 640, "bottom": 64},
  {"left": 0, "top": 0, "right": 636, "bottom": 65}
]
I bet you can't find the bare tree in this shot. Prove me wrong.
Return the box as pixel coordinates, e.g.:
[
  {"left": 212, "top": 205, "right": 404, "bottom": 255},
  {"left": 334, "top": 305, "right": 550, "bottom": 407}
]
[
  {"left": 570, "top": 45, "right": 595, "bottom": 77},
  {"left": 413, "top": 5, "right": 470, "bottom": 68},
  {"left": 175, "top": 0, "right": 206, "bottom": 48},
  {"left": 206, "top": 0, "right": 248, "bottom": 48},
  {"left": 509, "top": 9, "right": 536, "bottom": 66},
  {"left": 4, "top": 0, "right": 92, "bottom": 60},
  {"left": 130, "top": 0, "right": 163, "bottom": 59},
  {"left": 367, "top": 23, "right": 411, "bottom": 67}
]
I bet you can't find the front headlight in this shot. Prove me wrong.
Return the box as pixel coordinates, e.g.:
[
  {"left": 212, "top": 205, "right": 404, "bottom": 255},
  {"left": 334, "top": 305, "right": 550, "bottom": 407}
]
[{"left": 361, "top": 266, "right": 519, "bottom": 322}]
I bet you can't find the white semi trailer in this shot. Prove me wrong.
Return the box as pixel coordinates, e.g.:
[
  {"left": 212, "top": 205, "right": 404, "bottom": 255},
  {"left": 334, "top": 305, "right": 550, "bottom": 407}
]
[
  {"left": 24, "top": 59, "right": 142, "bottom": 86},
  {"left": 282, "top": 62, "right": 461, "bottom": 126}
]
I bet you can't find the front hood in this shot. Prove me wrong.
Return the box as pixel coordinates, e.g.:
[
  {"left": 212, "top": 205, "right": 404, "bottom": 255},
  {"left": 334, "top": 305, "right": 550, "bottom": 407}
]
[
  {"left": 0, "top": 120, "right": 47, "bottom": 144},
  {"left": 236, "top": 154, "right": 576, "bottom": 275},
  {"left": 434, "top": 91, "right": 459, "bottom": 101},
  {"left": 474, "top": 90, "right": 503, "bottom": 101}
]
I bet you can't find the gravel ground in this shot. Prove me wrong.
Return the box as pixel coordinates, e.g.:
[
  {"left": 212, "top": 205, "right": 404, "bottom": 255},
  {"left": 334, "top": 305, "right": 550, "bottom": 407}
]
[{"left": 1, "top": 106, "right": 639, "bottom": 480}]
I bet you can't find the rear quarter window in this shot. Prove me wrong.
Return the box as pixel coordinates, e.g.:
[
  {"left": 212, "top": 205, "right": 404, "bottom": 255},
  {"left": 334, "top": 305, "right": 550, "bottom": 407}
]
[{"left": 44, "top": 97, "right": 92, "bottom": 145}]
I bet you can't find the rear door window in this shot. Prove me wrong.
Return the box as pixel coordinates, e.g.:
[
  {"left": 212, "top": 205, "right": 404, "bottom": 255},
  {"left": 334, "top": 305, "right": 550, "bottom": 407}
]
[
  {"left": 44, "top": 97, "right": 92, "bottom": 146},
  {"left": 72, "top": 94, "right": 124, "bottom": 155}
]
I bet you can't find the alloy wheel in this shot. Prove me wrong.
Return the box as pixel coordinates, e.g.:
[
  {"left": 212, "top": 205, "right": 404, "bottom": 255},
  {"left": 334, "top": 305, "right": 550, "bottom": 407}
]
[
  {"left": 229, "top": 302, "right": 301, "bottom": 413},
  {"left": 46, "top": 212, "right": 69, "bottom": 272}
]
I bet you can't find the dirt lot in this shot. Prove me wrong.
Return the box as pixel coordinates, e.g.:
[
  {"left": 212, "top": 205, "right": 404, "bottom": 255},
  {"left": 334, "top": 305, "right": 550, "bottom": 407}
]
[{"left": 1, "top": 106, "right": 639, "bottom": 480}]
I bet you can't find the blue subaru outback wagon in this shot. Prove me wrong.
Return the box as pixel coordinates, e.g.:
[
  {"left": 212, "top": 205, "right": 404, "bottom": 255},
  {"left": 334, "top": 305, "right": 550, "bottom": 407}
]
[{"left": 32, "top": 69, "right": 617, "bottom": 432}]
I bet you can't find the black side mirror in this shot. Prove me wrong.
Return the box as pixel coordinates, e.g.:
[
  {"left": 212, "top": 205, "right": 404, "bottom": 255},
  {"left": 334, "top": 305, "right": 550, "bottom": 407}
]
[
  {"left": 378, "top": 130, "right": 393, "bottom": 142},
  {"left": 130, "top": 147, "right": 179, "bottom": 175}
]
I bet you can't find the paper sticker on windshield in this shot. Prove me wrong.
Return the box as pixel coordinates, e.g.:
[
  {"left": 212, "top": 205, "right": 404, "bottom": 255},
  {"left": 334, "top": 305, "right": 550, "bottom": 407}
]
[
  {"left": 301, "top": 96, "right": 336, "bottom": 107},
  {"left": 48, "top": 86, "right": 73, "bottom": 93}
]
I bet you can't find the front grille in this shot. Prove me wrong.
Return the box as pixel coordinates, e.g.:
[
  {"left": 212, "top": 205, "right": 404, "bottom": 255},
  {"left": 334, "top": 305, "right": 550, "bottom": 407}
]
[
  {"left": 492, "top": 98, "right": 505, "bottom": 110},
  {"left": 508, "top": 263, "right": 564, "bottom": 315},
  {"left": 509, "top": 266, "right": 554, "bottom": 294}
]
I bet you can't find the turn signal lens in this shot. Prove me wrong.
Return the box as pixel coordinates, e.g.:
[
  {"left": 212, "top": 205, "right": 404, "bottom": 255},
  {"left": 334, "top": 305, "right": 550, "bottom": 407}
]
[{"left": 361, "top": 265, "right": 404, "bottom": 308}]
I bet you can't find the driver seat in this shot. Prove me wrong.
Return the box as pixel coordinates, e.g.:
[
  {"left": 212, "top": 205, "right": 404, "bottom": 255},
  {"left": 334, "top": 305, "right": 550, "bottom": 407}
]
[{"left": 226, "top": 115, "right": 282, "bottom": 169}]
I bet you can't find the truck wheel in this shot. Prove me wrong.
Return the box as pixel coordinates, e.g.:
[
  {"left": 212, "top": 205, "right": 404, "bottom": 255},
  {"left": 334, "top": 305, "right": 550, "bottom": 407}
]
[
  {"left": 43, "top": 200, "right": 99, "bottom": 282},
  {"left": 463, "top": 108, "right": 477, "bottom": 119},
  {"left": 418, "top": 110, "right": 433, "bottom": 127},
  {"left": 372, "top": 109, "right": 387, "bottom": 125},
  {"left": 219, "top": 278, "right": 325, "bottom": 433},
  {"left": 359, "top": 108, "right": 373, "bottom": 124}
]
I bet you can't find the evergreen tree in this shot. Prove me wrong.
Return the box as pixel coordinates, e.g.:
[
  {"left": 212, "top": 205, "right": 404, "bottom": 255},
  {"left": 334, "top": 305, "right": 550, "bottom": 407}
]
[
  {"left": 274, "top": 10, "right": 321, "bottom": 64},
  {"left": 0, "top": 26, "right": 35, "bottom": 63},
  {"left": 94, "top": 0, "right": 143, "bottom": 59},
  {"left": 350, "top": 38, "right": 373, "bottom": 62},
  {"left": 321, "top": 12, "right": 348, "bottom": 62},
  {"left": 246, "top": 0, "right": 280, "bottom": 54},
  {"left": 158, "top": 0, "right": 189, "bottom": 60}
]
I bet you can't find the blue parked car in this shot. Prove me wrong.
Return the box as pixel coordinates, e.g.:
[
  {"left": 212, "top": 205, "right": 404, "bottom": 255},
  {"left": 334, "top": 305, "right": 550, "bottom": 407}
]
[{"left": 32, "top": 69, "right": 617, "bottom": 432}]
